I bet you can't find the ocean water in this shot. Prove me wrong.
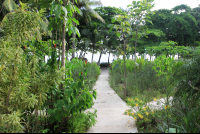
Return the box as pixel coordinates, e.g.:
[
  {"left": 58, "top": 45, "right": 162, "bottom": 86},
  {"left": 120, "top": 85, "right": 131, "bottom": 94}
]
[{"left": 45, "top": 50, "right": 178, "bottom": 63}]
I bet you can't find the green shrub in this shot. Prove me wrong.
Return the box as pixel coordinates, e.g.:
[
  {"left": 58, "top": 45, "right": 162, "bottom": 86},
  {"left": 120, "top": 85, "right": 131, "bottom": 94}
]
[
  {"left": 67, "top": 110, "right": 97, "bottom": 133},
  {"left": 0, "top": 42, "right": 60, "bottom": 133},
  {"left": 161, "top": 50, "right": 200, "bottom": 133},
  {"left": 109, "top": 57, "right": 166, "bottom": 99},
  {"left": 66, "top": 58, "right": 100, "bottom": 90},
  {"left": 0, "top": 43, "right": 100, "bottom": 133}
]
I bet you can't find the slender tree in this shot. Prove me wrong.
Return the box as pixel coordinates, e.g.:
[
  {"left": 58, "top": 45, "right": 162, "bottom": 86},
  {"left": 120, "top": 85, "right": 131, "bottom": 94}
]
[
  {"left": 111, "top": 13, "right": 131, "bottom": 99},
  {"left": 127, "top": 0, "right": 154, "bottom": 79}
]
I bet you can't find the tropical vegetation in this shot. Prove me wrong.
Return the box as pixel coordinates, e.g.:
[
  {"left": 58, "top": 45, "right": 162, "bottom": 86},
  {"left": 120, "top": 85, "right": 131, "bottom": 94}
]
[{"left": 0, "top": 0, "right": 200, "bottom": 133}]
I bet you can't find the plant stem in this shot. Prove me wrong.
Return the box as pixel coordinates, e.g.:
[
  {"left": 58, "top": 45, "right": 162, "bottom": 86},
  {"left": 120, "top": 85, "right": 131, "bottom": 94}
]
[
  {"left": 134, "top": 28, "right": 138, "bottom": 80},
  {"left": 123, "top": 35, "right": 127, "bottom": 99}
]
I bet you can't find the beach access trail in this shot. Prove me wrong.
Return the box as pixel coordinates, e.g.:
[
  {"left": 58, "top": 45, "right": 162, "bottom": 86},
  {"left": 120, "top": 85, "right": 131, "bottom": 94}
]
[{"left": 86, "top": 68, "right": 138, "bottom": 133}]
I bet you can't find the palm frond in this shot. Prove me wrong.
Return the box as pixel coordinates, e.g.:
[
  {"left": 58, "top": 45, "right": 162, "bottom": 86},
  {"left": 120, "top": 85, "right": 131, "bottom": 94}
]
[
  {"left": 76, "top": 0, "right": 104, "bottom": 23},
  {"left": 85, "top": 8, "right": 104, "bottom": 23}
]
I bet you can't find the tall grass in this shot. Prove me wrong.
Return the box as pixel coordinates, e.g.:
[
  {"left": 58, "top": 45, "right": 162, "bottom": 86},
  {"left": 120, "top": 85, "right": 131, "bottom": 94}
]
[{"left": 109, "top": 57, "right": 167, "bottom": 101}]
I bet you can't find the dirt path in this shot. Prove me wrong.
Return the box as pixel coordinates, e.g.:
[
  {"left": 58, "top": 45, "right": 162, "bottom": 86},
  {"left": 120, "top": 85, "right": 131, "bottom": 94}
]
[{"left": 85, "top": 68, "right": 138, "bottom": 133}]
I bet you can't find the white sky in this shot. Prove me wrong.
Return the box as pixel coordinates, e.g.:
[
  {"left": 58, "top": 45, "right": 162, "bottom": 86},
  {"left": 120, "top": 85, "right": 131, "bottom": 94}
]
[{"left": 100, "top": 0, "right": 200, "bottom": 11}]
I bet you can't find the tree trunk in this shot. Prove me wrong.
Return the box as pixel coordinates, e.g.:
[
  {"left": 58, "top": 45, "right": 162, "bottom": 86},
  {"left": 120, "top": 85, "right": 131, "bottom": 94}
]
[
  {"left": 58, "top": 29, "right": 61, "bottom": 69},
  {"left": 56, "top": 29, "right": 57, "bottom": 40},
  {"left": 79, "top": 50, "right": 83, "bottom": 58},
  {"left": 51, "top": 16, "right": 55, "bottom": 49},
  {"left": 72, "top": 33, "right": 76, "bottom": 58},
  {"left": 98, "top": 49, "right": 103, "bottom": 64},
  {"left": 47, "top": 30, "right": 50, "bottom": 55},
  {"left": 66, "top": 32, "right": 69, "bottom": 61},
  {"left": 61, "top": 0, "right": 69, "bottom": 83},
  {"left": 92, "top": 41, "right": 95, "bottom": 62},
  {"left": 57, "top": 0, "right": 69, "bottom": 132},
  {"left": 81, "top": 41, "right": 86, "bottom": 58},
  {"left": 108, "top": 51, "right": 110, "bottom": 64},
  {"left": 83, "top": 52, "right": 86, "bottom": 58},
  {"left": 178, "top": 53, "right": 179, "bottom": 59},
  {"left": 61, "top": 23, "right": 66, "bottom": 76},
  {"left": 42, "top": 35, "right": 45, "bottom": 62},
  {"left": 71, "top": 5, "right": 77, "bottom": 58}
]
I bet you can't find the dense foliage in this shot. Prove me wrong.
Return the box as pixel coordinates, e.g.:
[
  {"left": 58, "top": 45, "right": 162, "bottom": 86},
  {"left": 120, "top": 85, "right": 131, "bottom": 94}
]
[
  {"left": 0, "top": 39, "right": 100, "bottom": 132},
  {"left": 109, "top": 50, "right": 200, "bottom": 133},
  {"left": 0, "top": 1, "right": 101, "bottom": 133},
  {"left": 1, "top": 0, "right": 200, "bottom": 133}
]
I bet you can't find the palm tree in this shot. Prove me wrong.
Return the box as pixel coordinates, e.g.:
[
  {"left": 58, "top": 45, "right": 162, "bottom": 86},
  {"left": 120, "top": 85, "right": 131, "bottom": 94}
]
[
  {"left": 71, "top": 0, "right": 105, "bottom": 58},
  {"left": 81, "top": 22, "right": 99, "bottom": 62}
]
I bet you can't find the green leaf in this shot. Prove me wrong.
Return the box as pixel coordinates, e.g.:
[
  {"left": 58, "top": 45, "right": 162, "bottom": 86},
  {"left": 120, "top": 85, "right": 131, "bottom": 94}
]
[
  {"left": 65, "top": 89, "right": 73, "bottom": 97},
  {"left": 66, "top": 5, "right": 73, "bottom": 17},
  {"left": 74, "top": 5, "right": 80, "bottom": 14},
  {"left": 111, "top": 17, "right": 116, "bottom": 23},
  {"left": 3, "top": 0, "right": 18, "bottom": 12},
  {"left": 109, "top": 25, "right": 113, "bottom": 32},
  {"left": 158, "top": 70, "right": 162, "bottom": 76},
  {"left": 161, "top": 65, "right": 165, "bottom": 70},
  {"left": 52, "top": 89, "right": 56, "bottom": 95},
  {"left": 55, "top": 5, "right": 61, "bottom": 17},
  {"left": 92, "top": 90, "right": 97, "bottom": 100},
  {"left": 69, "top": 4, "right": 74, "bottom": 13},
  {"left": 68, "top": 29, "right": 72, "bottom": 36},
  {"left": 78, "top": 82, "right": 82, "bottom": 88},
  {"left": 132, "top": 1, "right": 137, "bottom": 5},
  {"left": 62, "top": 6, "right": 68, "bottom": 17},
  {"left": 75, "top": 30, "right": 80, "bottom": 38},
  {"left": 72, "top": 18, "right": 79, "bottom": 25},
  {"left": 116, "top": 32, "right": 121, "bottom": 37},
  {"left": 84, "top": 69, "right": 87, "bottom": 75},
  {"left": 55, "top": 110, "right": 62, "bottom": 122},
  {"left": 69, "top": 25, "right": 76, "bottom": 34},
  {"left": 152, "top": 66, "right": 156, "bottom": 70}
]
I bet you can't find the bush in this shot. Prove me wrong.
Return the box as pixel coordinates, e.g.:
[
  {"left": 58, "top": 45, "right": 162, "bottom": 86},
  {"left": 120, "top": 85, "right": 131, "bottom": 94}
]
[
  {"left": 109, "top": 58, "right": 167, "bottom": 99},
  {"left": 0, "top": 44, "right": 100, "bottom": 133},
  {"left": 162, "top": 50, "right": 200, "bottom": 133},
  {"left": 0, "top": 43, "right": 61, "bottom": 133},
  {"left": 66, "top": 58, "right": 101, "bottom": 90},
  {"left": 66, "top": 110, "right": 97, "bottom": 133}
]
